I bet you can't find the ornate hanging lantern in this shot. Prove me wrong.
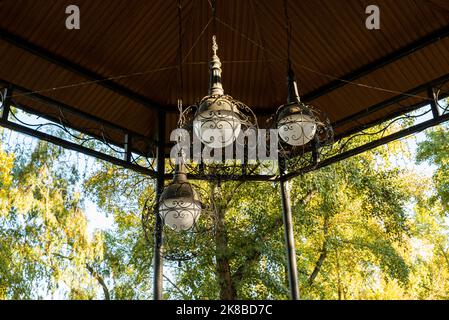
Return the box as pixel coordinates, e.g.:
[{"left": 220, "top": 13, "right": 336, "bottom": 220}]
[
  {"left": 158, "top": 164, "right": 202, "bottom": 232},
  {"left": 276, "top": 69, "right": 320, "bottom": 147},
  {"left": 274, "top": 68, "right": 333, "bottom": 168},
  {"left": 192, "top": 36, "right": 256, "bottom": 149}
]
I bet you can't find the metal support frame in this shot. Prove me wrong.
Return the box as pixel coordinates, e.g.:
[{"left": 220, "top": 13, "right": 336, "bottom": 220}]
[
  {"left": 332, "top": 73, "right": 449, "bottom": 130},
  {"left": 2, "top": 24, "right": 449, "bottom": 303},
  {"left": 153, "top": 110, "right": 166, "bottom": 300},
  {"left": 428, "top": 88, "right": 440, "bottom": 119},
  {"left": 279, "top": 159, "right": 300, "bottom": 300},
  {"left": 0, "top": 80, "right": 155, "bottom": 157},
  {"left": 2, "top": 25, "right": 449, "bottom": 182},
  {"left": 333, "top": 91, "right": 449, "bottom": 143},
  {"left": 0, "top": 81, "right": 157, "bottom": 177},
  {"left": 1, "top": 86, "right": 11, "bottom": 120},
  {"left": 3, "top": 24, "right": 449, "bottom": 117},
  {"left": 0, "top": 113, "right": 157, "bottom": 177},
  {"left": 1, "top": 82, "right": 448, "bottom": 183}
]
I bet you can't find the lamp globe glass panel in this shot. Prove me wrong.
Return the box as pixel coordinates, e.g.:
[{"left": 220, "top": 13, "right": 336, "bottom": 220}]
[
  {"left": 193, "top": 110, "right": 241, "bottom": 148},
  {"left": 159, "top": 198, "right": 201, "bottom": 231},
  {"left": 278, "top": 113, "right": 317, "bottom": 146}
]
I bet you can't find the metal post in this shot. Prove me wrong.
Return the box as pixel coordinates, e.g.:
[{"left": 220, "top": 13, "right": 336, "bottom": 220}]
[
  {"left": 1, "top": 87, "right": 11, "bottom": 120},
  {"left": 279, "top": 159, "right": 300, "bottom": 300},
  {"left": 428, "top": 87, "right": 440, "bottom": 119},
  {"left": 153, "top": 110, "right": 166, "bottom": 300},
  {"left": 124, "top": 133, "right": 132, "bottom": 163}
]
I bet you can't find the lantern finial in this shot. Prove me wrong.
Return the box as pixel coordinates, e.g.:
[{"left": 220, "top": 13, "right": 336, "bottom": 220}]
[
  {"left": 209, "top": 35, "right": 224, "bottom": 96},
  {"left": 212, "top": 35, "right": 218, "bottom": 56}
]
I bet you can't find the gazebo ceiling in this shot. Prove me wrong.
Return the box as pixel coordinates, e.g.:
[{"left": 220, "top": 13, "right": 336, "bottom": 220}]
[{"left": 1, "top": 0, "right": 449, "bottom": 156}]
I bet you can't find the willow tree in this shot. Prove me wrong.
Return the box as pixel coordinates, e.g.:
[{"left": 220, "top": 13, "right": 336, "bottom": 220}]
[{"left": 0, "top": 137, "right": 105, "bottom": 299}]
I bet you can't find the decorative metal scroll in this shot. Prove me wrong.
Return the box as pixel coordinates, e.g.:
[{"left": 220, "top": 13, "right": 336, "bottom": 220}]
[
  {"left": 141, "top": 182, "right": 217, "bottom": 262},
  {"left": 167, "top": 95, "right": 277, "bottom": 180},
  {"left": 270, "top": 101, "right": 334, "bottom": 173},
  {"left": 0, "top": 88, "right": 158, "bottom": 173}
]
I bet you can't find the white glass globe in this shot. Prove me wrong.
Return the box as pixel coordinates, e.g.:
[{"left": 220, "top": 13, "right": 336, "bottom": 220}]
[
  {"left": 193, "top": 110, "right": 241, "bottom": 148},
  {"left": 159, "top": 197, "right": 201, "bottom": 231},
  {"left": 278, "top": 113, "right": 317, "bottom": 146}
]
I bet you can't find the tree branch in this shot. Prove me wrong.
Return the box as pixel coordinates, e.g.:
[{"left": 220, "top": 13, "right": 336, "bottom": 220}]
[
  {"left": 438, "top": 244, "right": 449, "bottom": 271},
  {"left": 233, "top": 209, "right": 285, "bottom": 283},
  {"left": 86, "top": 263, "right": 110, "bottom": 300},
  {"left": 163, "top": 274, "right": 189, "bottom": 299},
  {"left": 233, "top": 189, "right": 315, "bottom": 284},
  {"left": 308, "top": 215, "right": 330, "bottom": 286}
]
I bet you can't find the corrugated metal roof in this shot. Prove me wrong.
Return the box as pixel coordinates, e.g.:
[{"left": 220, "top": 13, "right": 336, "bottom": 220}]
[{"left": 1, "top": 0, "right": 449, "bottom": 150}]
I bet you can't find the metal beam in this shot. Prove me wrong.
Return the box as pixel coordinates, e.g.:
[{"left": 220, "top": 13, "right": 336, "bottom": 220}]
[
  {"left": 1, "top": 80, "right": 153, "bottom": 143},
  {"left": 1, "top": 80, "right": 156, "bottom": 159},
  {"left": 0, "top": 29, "right": 174, "bottom": 113},
  {"left": 333, "top": 90, "right": 449, "bottom": 143},
  {"left": 302, "top": 25, "right": 449, "bottom": 102},
  {"left": 0, "top": 116, "right": 157, "bottom": 178},
  {"left": 332, "top": 73, "right": 449, "bottom": 129}
]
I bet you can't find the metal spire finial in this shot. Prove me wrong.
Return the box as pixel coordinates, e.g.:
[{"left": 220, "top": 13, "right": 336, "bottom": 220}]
[
  {"left": 209, "top": 35, "right": 224, "bottom": 96},
  {"left": 212, "top": 35, "right": 218, "bottom": 56}
]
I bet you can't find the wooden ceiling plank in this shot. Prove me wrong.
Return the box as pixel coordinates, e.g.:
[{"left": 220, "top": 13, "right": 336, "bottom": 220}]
[{"left": 302, "top": 25, "right": 449, "bottom": 102}]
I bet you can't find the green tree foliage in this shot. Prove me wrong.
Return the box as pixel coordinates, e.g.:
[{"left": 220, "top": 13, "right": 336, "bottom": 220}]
[
  {"left": 81, "top": 138, "right": 430, "bottom": 299},
  {"left": 0, "top": 139, "right": 104, "bottom": 299},
  {"left": 416, "top": 123, "right": 449, "bottom": 212},
  {"left": 0, "top": 114, "right": 448, "bottom": 299},
  {"left": 412, "top": 116, "right": 449, "bottom": 299},
  {"left": 83, "top": 162, "right": 155, "bottom": 299}
]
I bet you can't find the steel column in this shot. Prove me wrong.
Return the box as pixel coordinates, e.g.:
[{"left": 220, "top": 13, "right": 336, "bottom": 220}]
[
  {"left": 153, "top": 110, "right": 166, "bottom": 300},
  {"left": 1, "top": 86, "right": 11, "bottom": 120},
  {"left": 428, "top": 88, "right": 440, "bottom": 119},
  {"left": 124, "top": 133, "right": 132, "bottom": 162},
  {"left": 279, "top": 159, "right": 300, "bottom": 300}
]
